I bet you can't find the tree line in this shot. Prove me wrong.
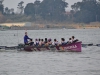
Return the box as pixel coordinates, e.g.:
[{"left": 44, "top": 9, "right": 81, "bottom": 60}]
[{"left": 0, "top": 0, "right": 100, "bottom": 23}]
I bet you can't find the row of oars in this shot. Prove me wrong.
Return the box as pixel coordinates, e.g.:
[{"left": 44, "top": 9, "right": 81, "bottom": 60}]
[{"left": 0, "top": 44, "right": 100, "bottom": 50}]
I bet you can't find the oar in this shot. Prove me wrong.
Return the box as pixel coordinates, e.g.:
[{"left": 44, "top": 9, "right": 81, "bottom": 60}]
[
  {"left": 94, "top": 44, "right": 100, "bottom": 47},
  {"left": 82, "top": 43, "right": 93, "bottom": 47},
  {"left": 82, "top": 44, "right": 87, "bottom": 47},
  {"left": 81, "top": 44, "right": 92, "bottom": 47},
  {"left": 96, "top": 44, "right": 100, "bottom": 47},
  {"left": 5, "top": 46, "right": 18, "bottom": 50},
  {"left": 0, "top": 46, "right": 7, "bottom": 49},
  {"left": 0, "top": 46, "right": 18, "bottom": 50},
  {"left": 82, "top": 43, "right": 100, "bottom": 47},
  {"left": 88, "top": 43, "right": 93, "bottom": 46}
]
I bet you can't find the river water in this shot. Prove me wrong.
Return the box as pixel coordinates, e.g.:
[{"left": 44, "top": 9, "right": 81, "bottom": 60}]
[{"left": 0, "top": 29, "right": 100, "bottom": 75}]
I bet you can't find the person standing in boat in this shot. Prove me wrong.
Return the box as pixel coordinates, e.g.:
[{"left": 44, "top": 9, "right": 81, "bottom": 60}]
[{"left": 24, "top": 32, "right": 30, "bottom": 45}]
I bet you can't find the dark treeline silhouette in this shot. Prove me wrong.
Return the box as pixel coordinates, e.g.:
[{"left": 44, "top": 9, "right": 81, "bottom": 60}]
[
  {"left": 24, "top": 0, "right": 68, "bottom": 21},
  {"left": 0, "top": 0, "right": 100, "bottom": 23},
  {"left": 0, "top": 4, "right": 3, "bottom": 14},
  {"left": 71, "top": 0, "right": 100, "bottom": 23}
]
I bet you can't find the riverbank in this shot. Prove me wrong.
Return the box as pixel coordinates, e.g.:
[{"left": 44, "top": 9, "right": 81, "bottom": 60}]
[{"left": 0, "top": 22, "right": 100, "bottom": 30}]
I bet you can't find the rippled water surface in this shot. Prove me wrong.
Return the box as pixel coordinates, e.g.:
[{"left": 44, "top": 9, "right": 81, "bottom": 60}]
[{"left": 0, "top": 29, "right": 100, "bottom": 75}]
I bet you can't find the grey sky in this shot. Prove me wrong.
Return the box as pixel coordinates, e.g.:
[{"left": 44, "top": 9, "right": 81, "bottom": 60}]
[{"left": 3, "top": 0, "right": 82, "bottom": 12}]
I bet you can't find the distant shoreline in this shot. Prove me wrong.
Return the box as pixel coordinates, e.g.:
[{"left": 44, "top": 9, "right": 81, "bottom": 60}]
[{"left": 0, "top": 22, "right": 100, "bottom": 30}]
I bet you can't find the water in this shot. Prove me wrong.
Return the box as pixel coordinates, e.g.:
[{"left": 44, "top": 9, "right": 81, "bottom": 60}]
[{"left": 0, "top": 29, "right": 100, "bottom": 75}]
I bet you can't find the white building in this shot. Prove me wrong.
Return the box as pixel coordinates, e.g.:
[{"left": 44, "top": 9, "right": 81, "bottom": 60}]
[{"left": 0, "top": 22, "right": 32, "bottom": 27}]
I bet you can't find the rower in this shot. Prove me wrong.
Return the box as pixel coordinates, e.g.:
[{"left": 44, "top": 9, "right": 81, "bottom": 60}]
[
  {"left": 35, "top": 39, "right": 39, "bottom": 46},
  {"left": 24, "top": 32, "right": 30, "bottom": 45},
  {"left": 48, "top": 38, "right": 52, "bottom": 45},
  {"left": 71, "top": 36, "right": 75, "bottom": 42},
  {"left": 39, "top": 38, "right": 41, "bottom": 46},
  {"left": 29, "top": 39, "right": 34, "bottom": 46},
  {"left": 40, "top": 39, "right": 45, "bottom": 46},
  {"left": 44, "top": 38, "right": 48, "bottom": 46},
  {"left": 61, "top": 38, "right": 66, "bottom": 45},
  {"left": 53, "top": 39, "right": 59, "bottom": 46},
  {"left": 71, "top": 36, "right": 79, "bottom": 43},
  {"left": 68, "top": 38, "right": 72, "bottom": 44}
]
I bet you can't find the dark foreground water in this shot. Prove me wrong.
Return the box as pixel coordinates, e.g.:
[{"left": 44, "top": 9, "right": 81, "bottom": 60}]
[{"left": 0, "top": 29, "right": 100, "bottom": 75}]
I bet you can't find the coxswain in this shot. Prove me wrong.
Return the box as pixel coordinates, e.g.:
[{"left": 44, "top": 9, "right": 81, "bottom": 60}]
[{"left": 24, "top": 32, "right": 30, "bottom": 45}]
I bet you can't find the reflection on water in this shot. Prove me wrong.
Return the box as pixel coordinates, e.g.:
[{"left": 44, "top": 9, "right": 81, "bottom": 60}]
[{"left": 0, "top": 29, "right": 100, "bottom": 75}]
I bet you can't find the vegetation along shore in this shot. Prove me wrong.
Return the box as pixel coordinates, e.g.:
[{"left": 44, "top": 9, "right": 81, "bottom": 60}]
[{"left": 0, "top": 0, "right": 100, "bottom": 29}]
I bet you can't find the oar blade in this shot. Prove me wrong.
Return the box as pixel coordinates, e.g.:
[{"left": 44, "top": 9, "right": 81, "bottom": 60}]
[
  {"left": 5, "top": 46, "right": 18, "bottom": 50},
  {"left": 96, "top": 44, "right": 100, "bottom": 47},
  {"left": 88, "top": 43, "right": 93, "bottom": 46},
  {"left": 82, "top": 43, "right": 93, "bottom": 47},
  {"left": 0, "top": 46, "right": 6, "bottom": 49},
  {"left": 82, "top": 44, "right": 87, "bottom": 47}
]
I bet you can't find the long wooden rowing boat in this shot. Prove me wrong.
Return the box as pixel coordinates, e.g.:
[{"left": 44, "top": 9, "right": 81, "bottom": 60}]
[
  {"left": 1, "top": 42, "right": 100, "bottom": 51},
  {"left": 19, "top": 42, "right": 82, "bottom": 52}
]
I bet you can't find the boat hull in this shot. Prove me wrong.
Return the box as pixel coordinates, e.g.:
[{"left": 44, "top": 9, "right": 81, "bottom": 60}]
[
  {"left": 56, "top": 42, "right": 82, "bottom": 52},
  {"left": 23, "top": 42, "right": 82, "bottom": 52}
]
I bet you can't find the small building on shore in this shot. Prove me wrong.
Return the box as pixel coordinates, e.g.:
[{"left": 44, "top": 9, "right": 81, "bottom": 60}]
[
  {"left": 0, "top": 22, "right": 32, "bottom": 30},
  {"left": 0, "top": 22, "right": 32, "bottom": 27}
]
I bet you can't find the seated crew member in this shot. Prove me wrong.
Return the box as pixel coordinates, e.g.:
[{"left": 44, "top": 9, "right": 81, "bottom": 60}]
[
  {"left": 68, "top": 38, "right": 72, "bottom": 44},
  {"left": 39, "top": 38, "right": 41, "bottom": 46},
  {"left": 71, "top": 36, "right": 75, "bottom": 42},
  {"left": 71, "top": 36, "right": 79, "bottom": 43},
  {"left": 53, "top": 39, "right": 59, "bottom": 46},
  {"left": 40, "top": 39, "right": 45, "bottom": 46},
  {"left": 35, "top": 39, "right": 39, "bottom": 46},
  {"left": 61, "top": 38, "right": 66, "bottom": 45},
  {"left": 29, "top": 39, "right": 34, "bottom": 46},
  {"left": 44, "top": 38, "right": 48, "bottom": 46},
  {"left": 48, "top": 38, "right": 52, "bottom": 45},
  {"left": 24, "top": 32, "right": 30, "bottom": 45}
]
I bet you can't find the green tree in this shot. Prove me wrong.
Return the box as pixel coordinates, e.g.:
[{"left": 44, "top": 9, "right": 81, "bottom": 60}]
[
  {"left": 71, "top": 2, "right": 81, "bottom": 12},
  {"left": 0, "top": 4, "right": 4, "bottom": 14},
  {"left": 0, "top": 12, "right": 5, "bottom": 23},
  {"left": 17, "top": 1, "right": 24, "bottom": 14},
  {"left": 40, "top": 0, "right": 68, "bottom": 21},
  {"left": 24, "top": 0, "right": 41, "bottom": 16},
  {"left": 34, "top": 0, "right": 41, "bottom": 16},
  {"left": 4, "top": 7, "right": 9, "bottom": 14},
  {"left": 96, "top": 0, "right": 100, "bottom": 21},
  {"left": 71, "top": 0, "right": 100, "bottom": 23},
  {"left": 24, "top": 3, "right": 35, "bottom": 15}
]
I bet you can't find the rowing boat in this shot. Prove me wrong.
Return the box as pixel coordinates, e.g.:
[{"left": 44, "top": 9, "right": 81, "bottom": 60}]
[
  {"left": 1, "top": 42, "right": 100, "bottom": 51},
  {"left": 19, "top": 42, "right": 82, "bottom": 52}
]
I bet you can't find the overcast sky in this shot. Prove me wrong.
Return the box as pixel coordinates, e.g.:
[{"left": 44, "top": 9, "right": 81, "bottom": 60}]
[{"left": 3, "top": 0, "right": 82, "bottom": 12}]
